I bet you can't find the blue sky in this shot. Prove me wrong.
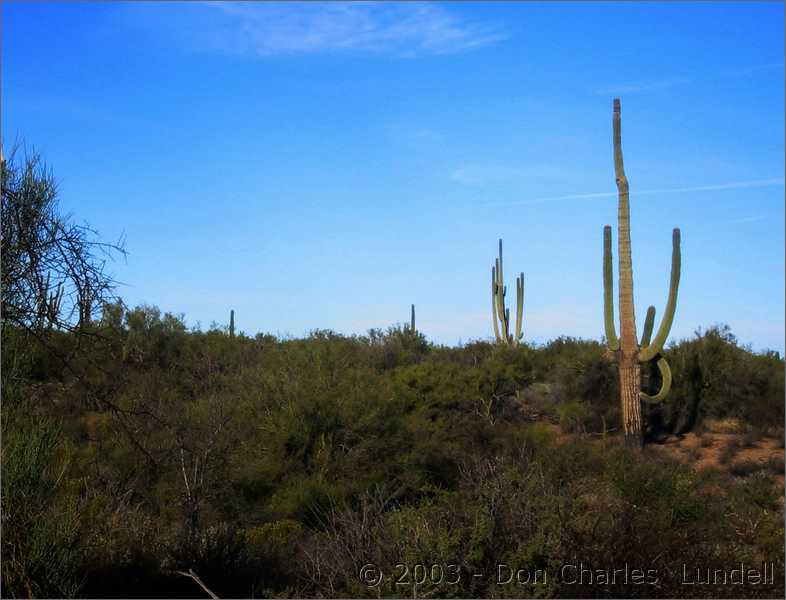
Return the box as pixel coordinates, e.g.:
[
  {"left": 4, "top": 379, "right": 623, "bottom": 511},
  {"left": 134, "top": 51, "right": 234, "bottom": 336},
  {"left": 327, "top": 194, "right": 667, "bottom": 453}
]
[{"left": 3, "top": 1, "right": 784, "bottom": 351}]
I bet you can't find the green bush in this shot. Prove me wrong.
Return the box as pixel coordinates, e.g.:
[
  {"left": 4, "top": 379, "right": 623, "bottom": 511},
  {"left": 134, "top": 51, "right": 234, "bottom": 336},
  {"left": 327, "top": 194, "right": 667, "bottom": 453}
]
[
  {"left": 731, "top": 473, "right": 781, "bottom": 511},
  {"left": 665, "top": 325, "right": 785, "bottom": 433},
  {"left": 556, "top": 401, "right": 592, "bottom": 434},
  {"left": 1, "top": 403, "right": 83, "bottom": 598}
]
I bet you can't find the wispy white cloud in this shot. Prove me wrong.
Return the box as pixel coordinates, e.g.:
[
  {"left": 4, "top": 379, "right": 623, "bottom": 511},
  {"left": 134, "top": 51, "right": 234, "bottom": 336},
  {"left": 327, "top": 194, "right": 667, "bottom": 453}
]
[
  {"left": 451, "top": 165, "right": 564, "bottom": 186},
  {"left": 594, "top": 61, "right": 783, "bottom": 96},
  {"left": 197, "top": 1, "right": 507, "bottom": 57},
  {"left": 485, "top": 177, "right": 786, "bottom": 208}
]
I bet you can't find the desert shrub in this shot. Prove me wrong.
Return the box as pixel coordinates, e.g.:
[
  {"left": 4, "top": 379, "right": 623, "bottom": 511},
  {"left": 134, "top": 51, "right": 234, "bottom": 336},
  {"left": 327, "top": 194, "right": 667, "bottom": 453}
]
[
  {"left": 729, "top": 459, "right": 764, "bottom": 478},
  {"left": 246, "top": 519, "right": 304, "bottom": 557},
  {"left": 514, "top": 382, "right": 558, "bottom": 420},
  {"left": 522, "top": 422, "right": 558, "bottom": 450},
  {"left": 742, "top": 427, "right": 766, "bottom": 448},
  {"left": 557, "top": 401, "right": 592, "bottom": 434},
  {"left": 666, "top": 326, "right": 784, "bottom": 433},
  {"left": 719, "top": 438, "right": 741, "bottom": 465},
  {"left": 730, "top": 472, "right": 781, "bottom": 511},
  {"left": 606, "top": 450, "right": 678, "bottom": 505},
  {"left": 431, "top": 339, "right": 496, "bottom": 368},
  {"left": 1, "top": 402, "right": 84, "bottom": 598},
  {"left": 365, "top": 325, "right": 430, "bottom": 369}
]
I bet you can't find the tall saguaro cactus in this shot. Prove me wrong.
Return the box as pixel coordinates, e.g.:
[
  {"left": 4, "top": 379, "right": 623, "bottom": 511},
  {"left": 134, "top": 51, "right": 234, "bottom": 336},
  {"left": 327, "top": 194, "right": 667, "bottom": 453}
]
[
  {"left": 409, "top": 304, "right": 416, "bottom": 333},
  {"left": 491, "top": 239, "right": 524, "bottom": 346},
  {"left": 229, "top": 309, "right": 235, "bottom": 338},
  {"left": 603, "top": 98, "right": 681, "bottom": 447}
]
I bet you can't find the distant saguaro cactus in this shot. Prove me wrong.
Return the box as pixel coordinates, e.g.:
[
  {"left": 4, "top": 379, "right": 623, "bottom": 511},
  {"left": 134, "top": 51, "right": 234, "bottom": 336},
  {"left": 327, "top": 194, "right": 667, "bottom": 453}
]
[
  {"left": 47, "top": 281, "right": 64, "bottom": 329},
  {"left": 410, "top": 304, "right": 416, "bottom": 333},
  {"left": 491, "top": 239, "right": 524, "bottom": 346},
  {"left": 603, "top": 98, "right": 681, "bottom": 447},
  {"left": 35, "top": 273, "right": 51, "bottom": 330},
  {"left": 229, "top": 309, "right": 235, "bottom": 338},
  {"left": 78, "top": 279, "right": 92, "bottom": 328}
]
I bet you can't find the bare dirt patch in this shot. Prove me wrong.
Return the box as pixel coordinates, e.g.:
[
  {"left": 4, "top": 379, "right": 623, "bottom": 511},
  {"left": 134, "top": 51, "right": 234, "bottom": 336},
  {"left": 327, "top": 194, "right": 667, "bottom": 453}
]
[{"left": 652, "top": 429, "right": 785, "bottom": 487}]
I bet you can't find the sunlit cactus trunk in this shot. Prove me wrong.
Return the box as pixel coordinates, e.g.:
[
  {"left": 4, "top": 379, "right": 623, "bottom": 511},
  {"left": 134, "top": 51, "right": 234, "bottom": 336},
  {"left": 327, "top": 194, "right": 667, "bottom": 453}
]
[
  {"left": 614, "top": 98, "right": 643, "bottom": 447},
  {"left": 603, "top": 99, "right": 682, "bottom": 448}
]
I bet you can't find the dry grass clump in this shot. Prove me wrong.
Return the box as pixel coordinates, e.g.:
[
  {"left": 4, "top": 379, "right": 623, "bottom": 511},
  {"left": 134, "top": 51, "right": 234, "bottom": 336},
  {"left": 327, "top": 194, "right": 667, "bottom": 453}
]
[
  {"left": 686, "top": 445, "right": 703, "bottom": 462},
  {"left": 718, "top": 438, "right": 741, "bottom": 465},
  {"left": 742, "top": 427, "right": 766, "bottom": 448},
  {"left": 706, "top": 418, "right": 747, "bottom": 434},
  {"left": 764, "top": 455, "right": 785, "bottom": 476}
]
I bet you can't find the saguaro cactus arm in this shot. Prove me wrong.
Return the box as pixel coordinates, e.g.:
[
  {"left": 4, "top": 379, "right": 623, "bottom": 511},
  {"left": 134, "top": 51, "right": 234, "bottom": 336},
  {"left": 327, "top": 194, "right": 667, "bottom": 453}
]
[
  {"left": 498, "top": 238, "right": 503, "bottom": 280},
  {"left": 495, "top": 250, "right": 510, "bottom": 340},
  {"left": 515, "top": 273, "right": 524, "bottom": 341},
  {"left": 640, "top": 305, "right": 656, "bottom": 347},
  {"left": 491, "top": 266, "right": 502, "bottom": 342},
  {"left": 640, "top": 356, "right": 672, "bottom": 404},
  {"left": 495, "top": 265, "right": 511, "bottom": 342},
  {"left": 639, "top": 228, "right": 681, "bottom": 362},
  {"left": 603, "top": 226, "right": 620, "bottom": 351}
]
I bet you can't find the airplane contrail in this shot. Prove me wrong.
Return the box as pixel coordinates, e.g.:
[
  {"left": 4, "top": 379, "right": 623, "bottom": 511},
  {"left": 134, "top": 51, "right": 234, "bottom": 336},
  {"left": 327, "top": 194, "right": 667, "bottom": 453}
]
[{"left": 485, "top": 177, "right": 785, "bottom": 207}]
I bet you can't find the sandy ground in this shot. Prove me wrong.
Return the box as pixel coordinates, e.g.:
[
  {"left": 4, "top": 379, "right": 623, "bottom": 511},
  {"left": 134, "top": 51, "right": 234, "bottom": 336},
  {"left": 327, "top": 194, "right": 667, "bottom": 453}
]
[{"left": 652, "top": 428, "right": 785, "bottom": 487}]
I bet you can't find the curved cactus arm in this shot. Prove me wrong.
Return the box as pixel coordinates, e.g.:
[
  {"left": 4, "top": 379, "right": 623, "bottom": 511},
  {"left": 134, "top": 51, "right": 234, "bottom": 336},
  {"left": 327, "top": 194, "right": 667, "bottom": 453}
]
[
  {"left": 496, "top": 249, "right": 504, "bottom": 310},
  {"left": 491, "top": 266, "right": 502, "bottom": 342},
  {"left": 603, "top": 226, "right": 620, "bottom": 351},
  {"left": 515, "top": 273, "right": 524, "bottom": 342},
  {"left": 640, "top": 305, "right": 656, "bottom": 347},
  {"left": 640, "top": 228, "right": 681, "bottom": 362},
  {"left": 640, "top": 356, "right": 672, "bottom": 404}
]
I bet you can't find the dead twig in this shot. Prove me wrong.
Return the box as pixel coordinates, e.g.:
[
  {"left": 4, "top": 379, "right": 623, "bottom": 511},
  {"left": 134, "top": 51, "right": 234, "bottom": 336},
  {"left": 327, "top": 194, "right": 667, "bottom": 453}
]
[{"left": 174, "top": 568, "right": 219, "bottom": 599}]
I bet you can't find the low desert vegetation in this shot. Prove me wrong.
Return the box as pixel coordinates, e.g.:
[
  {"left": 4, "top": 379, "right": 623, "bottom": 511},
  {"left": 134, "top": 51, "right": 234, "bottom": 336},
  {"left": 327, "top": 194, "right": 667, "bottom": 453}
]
[{"left": 2, "top": 313, "right": 784, "bottom": 598}]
